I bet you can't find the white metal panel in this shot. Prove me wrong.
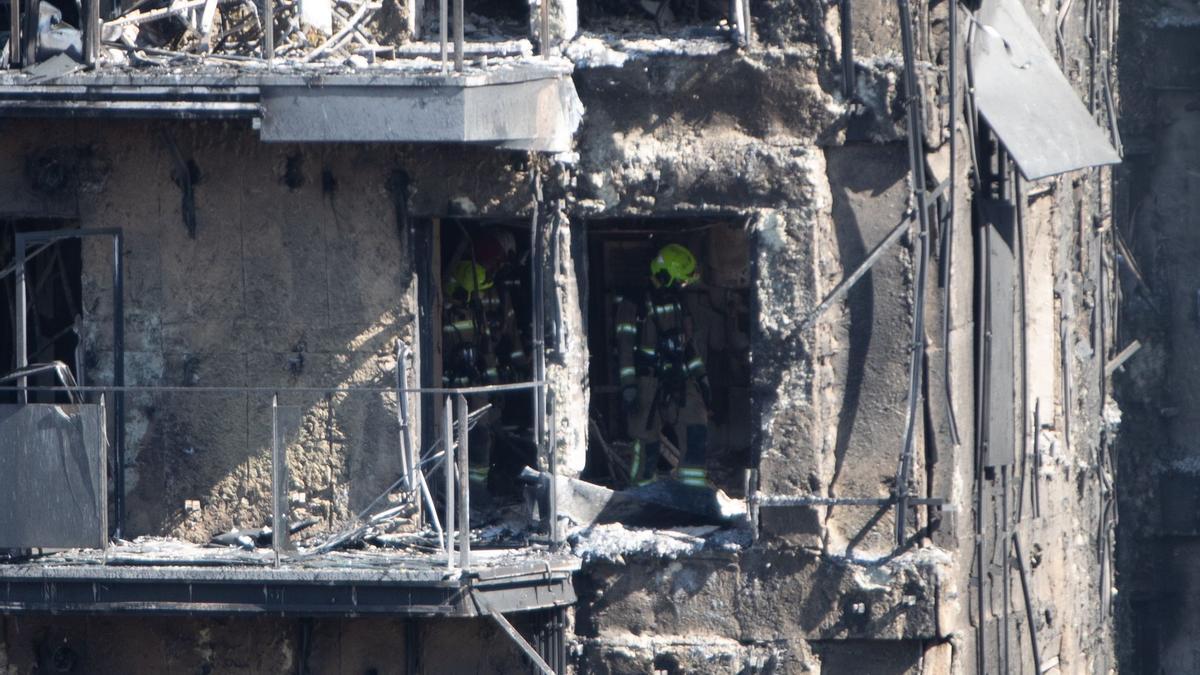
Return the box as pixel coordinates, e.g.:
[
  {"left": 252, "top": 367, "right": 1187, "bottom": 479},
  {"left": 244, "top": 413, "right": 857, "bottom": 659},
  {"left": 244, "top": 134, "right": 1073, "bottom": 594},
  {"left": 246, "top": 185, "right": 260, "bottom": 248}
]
[{"left": 972, "top": 0, "right": 1121, "bottom": 179}]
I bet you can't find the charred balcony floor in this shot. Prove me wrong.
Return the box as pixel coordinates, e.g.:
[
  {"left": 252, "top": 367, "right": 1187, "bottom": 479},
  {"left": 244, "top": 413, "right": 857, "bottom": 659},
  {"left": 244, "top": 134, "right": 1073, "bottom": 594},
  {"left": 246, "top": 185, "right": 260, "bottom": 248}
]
[
  {"left": 0, "top": 535, "right": 578, "bottom": 617},
  {"left": 0, "top": 56, "right": 579, "bottom": 148}
]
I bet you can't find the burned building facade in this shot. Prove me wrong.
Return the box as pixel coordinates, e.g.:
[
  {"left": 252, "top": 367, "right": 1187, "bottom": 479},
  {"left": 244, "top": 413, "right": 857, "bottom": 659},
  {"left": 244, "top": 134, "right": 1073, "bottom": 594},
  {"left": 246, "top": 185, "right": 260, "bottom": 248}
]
[{"left": 0, "top": 0, "right": 1130, "bottom": 671}]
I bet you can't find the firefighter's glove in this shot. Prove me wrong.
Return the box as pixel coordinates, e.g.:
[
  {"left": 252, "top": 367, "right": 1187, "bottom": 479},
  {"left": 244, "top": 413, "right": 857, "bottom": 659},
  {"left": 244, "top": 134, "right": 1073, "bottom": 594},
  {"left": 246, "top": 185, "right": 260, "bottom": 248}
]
[{"left": 621, "top": 385, "right": 639, "bottom": 413}]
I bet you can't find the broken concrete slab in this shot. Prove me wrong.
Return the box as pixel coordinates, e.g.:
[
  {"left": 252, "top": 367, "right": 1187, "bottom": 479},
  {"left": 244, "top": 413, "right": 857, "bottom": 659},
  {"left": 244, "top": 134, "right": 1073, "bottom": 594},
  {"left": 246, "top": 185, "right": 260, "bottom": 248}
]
[{"left": 258, "top": 73, "right": 582, "bottom": 152}]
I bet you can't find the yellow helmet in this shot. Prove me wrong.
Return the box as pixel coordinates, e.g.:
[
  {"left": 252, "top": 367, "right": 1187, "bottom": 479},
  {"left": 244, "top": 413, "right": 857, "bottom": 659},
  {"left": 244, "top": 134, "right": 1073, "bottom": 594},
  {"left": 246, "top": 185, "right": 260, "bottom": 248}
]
[
  {"left": 449, "top": 261, "right": 493, "bottom": 297},
  {"left": 650, "top": 244, "right": 699, "bottom": 287}
]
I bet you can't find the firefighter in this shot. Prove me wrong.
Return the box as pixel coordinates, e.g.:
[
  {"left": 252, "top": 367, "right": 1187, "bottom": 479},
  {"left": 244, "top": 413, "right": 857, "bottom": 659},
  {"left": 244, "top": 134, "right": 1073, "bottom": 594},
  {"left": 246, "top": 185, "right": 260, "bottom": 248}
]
[
  {"left": 474, "top": 230, "right": 531, "bottom": 383},
  {"left": 442, "top": 235, "right": 530, "bottom": 507},
  {"left": 615, "top": 243, "right": 712, "bottom": 488}
]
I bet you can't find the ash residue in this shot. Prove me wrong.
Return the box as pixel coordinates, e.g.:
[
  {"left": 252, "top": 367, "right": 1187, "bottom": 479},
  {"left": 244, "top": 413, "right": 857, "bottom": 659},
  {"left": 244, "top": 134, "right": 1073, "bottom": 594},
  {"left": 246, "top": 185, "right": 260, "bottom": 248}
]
[{"left": 568, "top": 522, "right": 751, "bottom": 563}]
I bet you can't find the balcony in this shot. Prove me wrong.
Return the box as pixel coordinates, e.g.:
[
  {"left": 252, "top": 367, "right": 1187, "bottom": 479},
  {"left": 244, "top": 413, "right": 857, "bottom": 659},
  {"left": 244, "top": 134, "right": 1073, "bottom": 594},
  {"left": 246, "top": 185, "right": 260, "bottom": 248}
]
[{"left": 0, "top": 0, "right": 582, "bottom": 149}]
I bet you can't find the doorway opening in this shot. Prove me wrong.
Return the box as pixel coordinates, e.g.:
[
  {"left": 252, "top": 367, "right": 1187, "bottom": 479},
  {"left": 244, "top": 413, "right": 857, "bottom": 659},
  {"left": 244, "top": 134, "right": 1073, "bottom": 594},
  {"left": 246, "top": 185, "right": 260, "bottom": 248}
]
[{"left": 584, "top": 217, "right": 752, "bottom": 495}]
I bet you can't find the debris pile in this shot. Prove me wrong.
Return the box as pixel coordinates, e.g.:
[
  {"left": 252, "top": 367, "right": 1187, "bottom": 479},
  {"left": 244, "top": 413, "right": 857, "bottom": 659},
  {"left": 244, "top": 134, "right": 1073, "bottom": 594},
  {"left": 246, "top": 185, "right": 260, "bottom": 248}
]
[
  {"left": 209, "top": 516, "right": 320, "bottom": 550},
  {"left": 568, "top": 522, "right": 750, "bottom": 563},
  {"left": 9, "top": 0, "right": 541, "bottom": 71},
  {"left": 98, "top": 0, "right": 408, "bottom": 67}
]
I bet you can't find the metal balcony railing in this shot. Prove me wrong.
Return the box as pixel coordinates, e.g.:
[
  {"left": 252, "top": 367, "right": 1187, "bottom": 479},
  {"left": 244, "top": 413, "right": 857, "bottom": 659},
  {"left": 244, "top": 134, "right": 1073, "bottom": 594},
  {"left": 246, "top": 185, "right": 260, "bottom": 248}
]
[{"left": 0, "top": 344, "right": 560, "bottom": 576}]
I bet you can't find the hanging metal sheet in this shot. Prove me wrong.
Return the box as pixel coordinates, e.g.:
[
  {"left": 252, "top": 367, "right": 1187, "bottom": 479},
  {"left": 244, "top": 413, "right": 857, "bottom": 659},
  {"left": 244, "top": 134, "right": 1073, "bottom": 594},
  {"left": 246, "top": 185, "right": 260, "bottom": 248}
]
[
  {"left": 0, "top": 404, "right": 107, "bottom": 549},
  {"left": 972, "top": 0, "right": 1121, "bottom": 180}
]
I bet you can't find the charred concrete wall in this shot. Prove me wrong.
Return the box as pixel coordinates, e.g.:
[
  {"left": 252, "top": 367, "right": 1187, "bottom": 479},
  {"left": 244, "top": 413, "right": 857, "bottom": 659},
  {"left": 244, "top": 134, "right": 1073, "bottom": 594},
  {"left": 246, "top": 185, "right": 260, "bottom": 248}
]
[
  {"left": 567, "top": 0, "right": 1119, "bottom": 671},
  {"left": 0, "top": 0, "right": 1122, "bottom": 672}
]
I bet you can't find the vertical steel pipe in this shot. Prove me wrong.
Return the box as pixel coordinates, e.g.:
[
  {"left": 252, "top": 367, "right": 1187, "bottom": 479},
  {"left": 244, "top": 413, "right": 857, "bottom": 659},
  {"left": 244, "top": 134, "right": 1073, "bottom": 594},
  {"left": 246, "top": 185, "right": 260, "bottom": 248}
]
[
  {"left": 840, "top": 0, "right": 854, "bottom": 99},
  {"left": 99, "top": 393, "right": 109, "bottom": 554},
  {"left": 453, "top": 0, "right": 463, "bottom": 72},
  {"left": 439, "top": 0, "right": 448, "bottom": 70},
  {"left": 456, "top": 394, "right": 470, "bottom": 570},
  {"left": 893, "top": 0, "right": 931, "bottom": 548},
  {"left": 263, "top": 0, "right": 275, "bottom": 63},
  {"left": 942, "top": 0, "right": 961, "bottom": 446},
  {"left": 548, "top": 393, "right": 558, "bottom": 544},
  {"left": 271, "top": 393, "right": 285, "bottom": 567},
  {"left": 539, "top": 0, "right": 550, "bottom": 56},
  {"left": 113, "top": 232, "right": 126, "bottom": 537},
  {"left": 397, "top": 341, "right": 414, "bottom": 491},
  {"left": 443, "top": 396, "right": 455, "bottom": 569},
  {"left": 22, "top": 0, "right": 36, "bottom": 67},
  {"left": 9, "top": 0, "right": 20, "bottom": 67},
  {"left": 530, "top": 178, "right": 543, "bottom": 461},
  {"left": 85, "top": 0, "right": 100, "bottom": 67},
  {"left": 530, "top": 176, "right": 550, "bottom": 534},
  {"left": 14, "top": 234, "right": 27, "bottom": 404}
]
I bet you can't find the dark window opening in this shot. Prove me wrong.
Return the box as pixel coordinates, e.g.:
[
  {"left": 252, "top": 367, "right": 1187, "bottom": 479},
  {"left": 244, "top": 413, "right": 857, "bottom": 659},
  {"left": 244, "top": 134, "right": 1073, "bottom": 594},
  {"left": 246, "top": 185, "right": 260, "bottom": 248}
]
[
  {"left": 584, "top": 218, "right": 752, "bottom": 496},
  {"left": 420, "top": 0, "right": 529, "bottom": 42},
  {"left": 437, "top": 218, "right": 538, "bottom": 509},
  {"left": 580, "top": 0, "right": 730, "bottom": 38},
  {"left": 0, "top": 219, "right": 82, "bottom": 405}
]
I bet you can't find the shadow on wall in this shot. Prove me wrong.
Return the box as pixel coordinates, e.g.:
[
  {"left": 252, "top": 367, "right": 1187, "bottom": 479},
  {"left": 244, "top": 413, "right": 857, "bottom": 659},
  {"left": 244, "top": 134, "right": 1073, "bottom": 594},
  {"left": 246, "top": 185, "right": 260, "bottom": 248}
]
[{"left": 822, "top": 143, "right": 909, "bottom": 504}]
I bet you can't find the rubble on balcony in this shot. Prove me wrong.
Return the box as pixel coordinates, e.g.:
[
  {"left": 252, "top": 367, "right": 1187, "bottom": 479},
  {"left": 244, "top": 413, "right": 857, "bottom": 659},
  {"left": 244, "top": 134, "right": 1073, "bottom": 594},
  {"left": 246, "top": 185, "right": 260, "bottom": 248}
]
[
  {"left": 3, "top": 0, "right": 547, "bottom": 73},
  {"left": 95, "top": 0, "right": 536, "bottom": 71}
]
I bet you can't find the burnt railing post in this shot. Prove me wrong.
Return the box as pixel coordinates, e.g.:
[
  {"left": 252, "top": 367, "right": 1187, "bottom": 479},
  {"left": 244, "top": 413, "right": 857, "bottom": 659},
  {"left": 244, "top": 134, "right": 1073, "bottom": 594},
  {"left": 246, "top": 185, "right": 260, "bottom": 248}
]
[
  {"left": 271, "top": 393, "right": 287, "bottom": 567},
  {"left": 453, "top": 0, "right": 463, "bottom": 72},
  {"left": 443, "top": 395, "right": 455, "bottom": 570},
  {"left": 456, "top": 394, "right": 470, "bottom": 570}
]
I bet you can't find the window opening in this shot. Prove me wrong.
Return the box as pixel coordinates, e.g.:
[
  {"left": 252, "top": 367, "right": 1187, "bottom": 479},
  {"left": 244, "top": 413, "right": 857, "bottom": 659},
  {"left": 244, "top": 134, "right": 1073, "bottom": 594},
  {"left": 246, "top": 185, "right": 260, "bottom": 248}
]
[
  {"left": 438, "top": 218, "right": 538, "bottom": 515},
  {"left": 0, "top": 219, "right": 82, "bottom": 405},
  {"left": 418, "top": 0, "right": 528, "bottom": 46},
  {"left": 584, "top": 218, "right": 751, "bottom": 496},
  {"left": 580, "top": 0, "right": 733, "bottom": 39}
]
